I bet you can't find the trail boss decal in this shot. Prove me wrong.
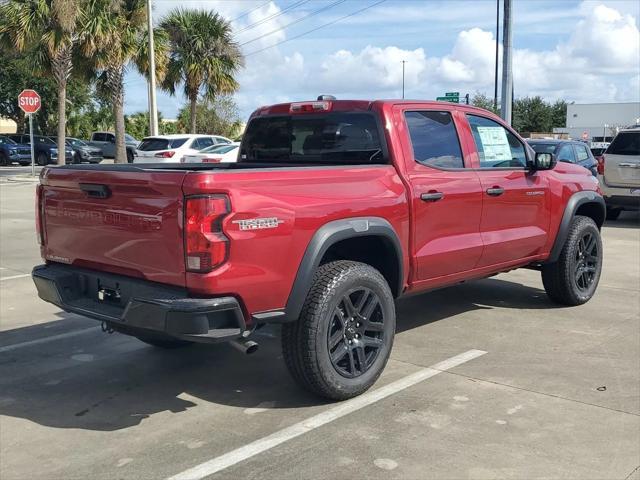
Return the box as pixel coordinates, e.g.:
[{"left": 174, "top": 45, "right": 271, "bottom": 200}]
[{"left": 233, "top": 217, "right": 284, "bottom": 231}]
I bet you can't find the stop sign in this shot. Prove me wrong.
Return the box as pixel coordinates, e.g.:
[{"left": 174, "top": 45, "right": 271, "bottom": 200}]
[{"left": 18, "top": 89, "right": 41, "bottom": 114}]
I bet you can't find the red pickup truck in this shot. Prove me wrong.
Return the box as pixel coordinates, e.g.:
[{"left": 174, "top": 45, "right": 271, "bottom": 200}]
[{"left": 32, "top": 98, "right": 605, "bottom": 400}]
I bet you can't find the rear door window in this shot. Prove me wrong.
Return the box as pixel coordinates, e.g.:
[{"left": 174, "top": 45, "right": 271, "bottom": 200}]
[
  {"left": 575, "top": 144, "right": 590, "bottom": 161},
  {"left": 557, "top": 144, "right": 576, "bottom": 163},
  {"left": 138, "top": 138, "right": 188, "bottom": 151},
  {"left": 607, "top": 132, "right": 640, "bottom": 156},
  {"left": 404, "top": 111, "right": 464, "bottom": 168},
  {"left": 194, "top": 137, "right": 214, "bottom": 150},
  {"left": 240, "top": 112, "right": 385, "bottom": 165},
  {"left": 93, "top": 133, "right": 106, "bottom": 142}
]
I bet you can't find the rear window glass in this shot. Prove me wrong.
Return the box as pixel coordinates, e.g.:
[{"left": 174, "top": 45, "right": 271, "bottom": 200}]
[
  {"left": 240, "top": 113, "right": 385, "bottom": 165},
  {"left": 607, "top": 132, "right": 640, "bottom": 156},
  {"left": 138, "top": 138, "right": 188, "bottom": 151},
  {"left": 529, "top": 143, "right": 556, "bottom": 154}
]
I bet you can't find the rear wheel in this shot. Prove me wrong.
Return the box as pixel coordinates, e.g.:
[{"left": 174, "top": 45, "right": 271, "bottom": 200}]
[
  {"left": 542, "top": 215, "right": 602, "bottom": 305},
  {"left": 0, "top": 152, "right": 8, "bottom": 166},
  {"left": 282, "top": 261, "right": 396, "bottom": 400},
  {"left": 126, "top": 149, "right": 134, "bottom": 163}
]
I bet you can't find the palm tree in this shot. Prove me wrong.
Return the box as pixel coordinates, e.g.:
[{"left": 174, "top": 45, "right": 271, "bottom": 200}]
[
  {"left": 0, "top": 0, "right": 82, "bottom": 166},
  {"left": 160, "top": 9, "right": 243, "bottom": 134},
  {"left": 82, "top": 0, "right": 167, "bottom": 163}
]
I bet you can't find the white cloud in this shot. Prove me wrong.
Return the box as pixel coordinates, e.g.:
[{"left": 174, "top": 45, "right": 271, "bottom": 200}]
[
  {"left": 126, "top": 1, "right": 639, "bottom": 118},
  {"left": 315, "top": 46, "right": 426, "bottom": 93}
]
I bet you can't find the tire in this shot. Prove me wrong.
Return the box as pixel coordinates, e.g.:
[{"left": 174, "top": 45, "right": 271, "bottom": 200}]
[
  {"left": 282, "top": 261, "right": 396, "bottom": 400},
  {"left": 542, "top": 215, "right": 602, "bottom": 306},
  {"left": 135, "top": 332, "right": 193, "bottom": 349},
  {"left": 126, "top": 149, "right": 134, "bottom": 163},
  {"left": 73, "top": 152, "right": 82, "bottom": 164},
  {"left": 36, "top": 152, "right": 48, "bottom": 166},
  {"left": 0, "top": 152, "right": 8, "bottom": 166},
  {"left": 606, "top": 207, "right": 621, "bottom": 221}
]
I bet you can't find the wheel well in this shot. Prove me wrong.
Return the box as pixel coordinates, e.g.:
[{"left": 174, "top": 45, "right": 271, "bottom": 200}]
[
  {"left": 576, "top": 202, "right": 605, "bottom": 229},
  {"left": 319, "top": 235, "right": 401, "bottom": 297}
]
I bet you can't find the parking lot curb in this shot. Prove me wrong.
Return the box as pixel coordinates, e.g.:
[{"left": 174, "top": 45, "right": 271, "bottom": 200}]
[{"left": 5, "top": 175, "right": 40, "bottom": 183}]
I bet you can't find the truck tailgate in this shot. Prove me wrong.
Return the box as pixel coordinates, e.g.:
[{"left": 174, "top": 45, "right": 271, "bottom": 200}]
[{"left": 40, "top": 167, "right": 188, "bottom": 286}]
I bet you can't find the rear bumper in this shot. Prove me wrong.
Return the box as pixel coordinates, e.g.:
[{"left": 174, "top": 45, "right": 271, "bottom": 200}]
[
  {"left": 32, "top": 264, "right": 247, "bottom": 343},
  {"left": 598, "top": 175, "right": 640, "bottom": 210}
]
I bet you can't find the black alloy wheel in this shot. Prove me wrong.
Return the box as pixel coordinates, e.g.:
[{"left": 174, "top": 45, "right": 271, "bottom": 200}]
[
  {"left": 327, "top": 287, "right": 385, "bottom": 378},
  {"left": 574, "top": 232, "right": 599, "bottom": 291}
]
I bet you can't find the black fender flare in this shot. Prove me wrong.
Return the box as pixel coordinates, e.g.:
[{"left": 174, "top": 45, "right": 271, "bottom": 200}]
[
  {"left": 252, "top": 217, "right": 404, "bottom": 324},
  {"left": 545, "top": 190, "right": 605, "bottom": 264}
]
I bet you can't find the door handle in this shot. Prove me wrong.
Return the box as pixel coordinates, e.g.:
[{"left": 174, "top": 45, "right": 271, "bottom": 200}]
[
  {"left": 420, "top": 191, "right": 444, "bottom": 202},
  {"left": 486, "top": 187, "right": 505, "bottom": 196}
]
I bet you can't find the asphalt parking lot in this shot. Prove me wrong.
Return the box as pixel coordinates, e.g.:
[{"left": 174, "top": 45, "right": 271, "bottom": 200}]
[{"left": 1, "top": 179, "right": 639, "bottom": 480}]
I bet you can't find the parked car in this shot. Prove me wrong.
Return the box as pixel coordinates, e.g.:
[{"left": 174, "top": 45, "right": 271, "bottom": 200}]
[
  {"left": 86, "top": 132, "right": 139, "bottom": 162},
  {"left": 598, "top": 128, "right": 640, "bottom": 219},
  {"left": 182, "top": 142, "right": 239, "bottom": 163},
  {"left": 33, "top": 98, "right": 605, "bottom": 400},
  {"left": 8, "top": 134, "right": 73, "bottom": 165},
  {"left": 64, "top": 137, "right": 103, "bottom": 164},
  {"left": 0, "top": 135, "right": 31, "bottom": 166},
  {"left": 527, "top": 139, "right": 598, "bottom": 176},
  {"left": 135, "top": 134, "right": 233, "bottom": 163}
]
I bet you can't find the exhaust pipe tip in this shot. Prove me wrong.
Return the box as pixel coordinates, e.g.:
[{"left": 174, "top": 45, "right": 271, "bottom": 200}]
[{"left": 230, "top": 338, "right": 259, "bottom": 355}]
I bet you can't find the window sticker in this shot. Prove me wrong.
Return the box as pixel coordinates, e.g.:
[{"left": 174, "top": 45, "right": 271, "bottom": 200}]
[{"left": 477, "top": 126, "right": 512, "bottom": 161}]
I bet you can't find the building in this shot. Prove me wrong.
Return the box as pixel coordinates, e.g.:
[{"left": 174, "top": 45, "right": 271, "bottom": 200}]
[
  {"left": 0, "top": 117, "right": 17, "bottom": 134},
  {"left": 554, "top": 102, "right": 640, "bottom": 143}
]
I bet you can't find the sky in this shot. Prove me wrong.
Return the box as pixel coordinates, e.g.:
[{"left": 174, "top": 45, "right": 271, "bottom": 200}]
[{"left": 124, "top": 0, "right": 640, "bottom": 120}]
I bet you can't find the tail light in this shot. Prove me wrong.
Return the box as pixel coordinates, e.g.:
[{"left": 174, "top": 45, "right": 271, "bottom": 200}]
[
  {"left": 202, "top": 157, "right": 222, "bottom": 163},
  {"left": 289, "top": 101, "right": 331, "bottom": 113},
  {"left": 35, "top": 184, "right": 44, "bottom": 245},
  {"left": 597, "top": 154, "right": 605, "bottom": 175},
  {"left": 155, "top": 151, "right": 175, "bottom": 158},
  {"left": 184, "top": 195, "right": 230, "bottom": 273}
]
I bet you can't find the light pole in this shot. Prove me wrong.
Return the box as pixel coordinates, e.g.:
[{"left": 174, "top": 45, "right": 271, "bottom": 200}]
[
  {"left": 493, "top": 0, "right": 500, "bottom": 112},
  {"left": 147, "top": 0, "right": 158, "bottom": 136},
  {"left": 500, "top": 0, "right": 513, "bottom": 124},
  {"left": 401, "top": 60, "right": 407, "bottom": 99}
]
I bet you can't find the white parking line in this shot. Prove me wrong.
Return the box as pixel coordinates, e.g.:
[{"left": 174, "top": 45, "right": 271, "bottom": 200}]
[
  {"left": 168, "top": 349, "right": 487, "bottom": 480},
  {"left": 0, "top": 327, "right": 99, "bottom": 353},
  {"left": 0, "top": 273, "right": 31, "bottom": 282}
]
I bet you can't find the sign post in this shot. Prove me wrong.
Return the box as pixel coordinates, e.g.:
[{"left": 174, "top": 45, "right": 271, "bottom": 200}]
[{"left": 17, "top": 89, "right": 41, "bottom": 177}]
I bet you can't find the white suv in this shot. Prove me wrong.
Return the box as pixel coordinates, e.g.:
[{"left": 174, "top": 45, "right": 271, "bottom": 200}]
[
  {"left": 598, "top": 128, "right": 640, "bottom": 219},
  {"left": 134, "top": 134, "right": 232, "bottom": 163}
]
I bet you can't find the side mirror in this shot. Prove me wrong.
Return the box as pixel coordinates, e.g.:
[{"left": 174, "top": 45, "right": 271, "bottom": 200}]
[{"left": 532, "top": 152, "right": 556, "bottom": 170}]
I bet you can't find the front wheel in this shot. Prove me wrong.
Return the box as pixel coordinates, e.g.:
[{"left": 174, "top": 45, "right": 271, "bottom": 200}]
[
  {"left": 282, "top": 261, "right": 396, "bottom": 400},
  {"left": 542, "top": 215, "right": 602, "bottom": 305},
  {"left": 126, "top": 149, "right": 134, "bottom": 163}
]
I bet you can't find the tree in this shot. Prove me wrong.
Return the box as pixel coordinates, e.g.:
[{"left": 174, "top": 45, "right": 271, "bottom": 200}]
[
  {"left": 125, "top": 110, "right": 166, "bottom": 139},
  {"left": 471, "top": 92, "right": 499, "bottom": 115},
  {"left": 550, "top": 100, "right": 568, "bottom": 129},
  {"left": 512, "top": 96, "right": 552, "bottom": 133},
  {"left": 81, "top": 0, "right": 167, "bottom": 162},
  {"left": 160, "top": 8, "right": 243, "bottom": 134},
  {"left": 176, "top": 96, "right": 243, "bottom": 138},
  {"left": 0, "top": 0, "right": 83, "bottom": 165}
]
